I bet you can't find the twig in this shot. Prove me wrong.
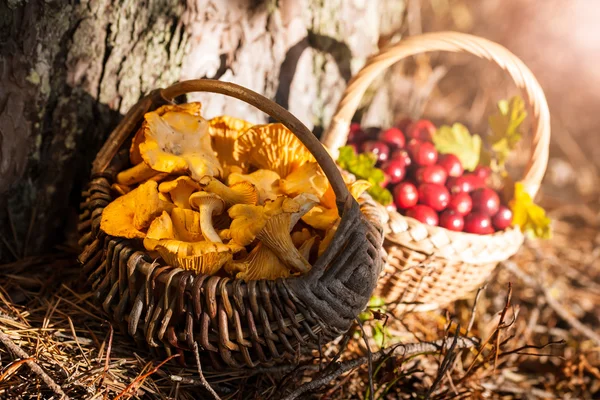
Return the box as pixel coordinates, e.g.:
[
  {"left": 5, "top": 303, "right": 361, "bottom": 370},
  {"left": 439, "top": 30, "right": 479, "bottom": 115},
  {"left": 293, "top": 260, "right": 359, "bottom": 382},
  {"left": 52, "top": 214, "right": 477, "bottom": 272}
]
[
  {"left": 281, "top": 337, "right": 477, "bottom": 400},
  {"left": 502, "top": 260, "right": 600, "bottom": 346},
  {"left": 193, "top": 342, "right": 221, "bottom": 400},
  {"left": 113, "top": 355, "right": 178, "bottom": 400},
  {"left": 98, "top": 323, "right": 113, "bottom": 388},
  {"left": 0, "top": 330, "right": 70, "bottom": 399},
  {"left": 494, "top": 283, "right": 513, "bottom": 371},
  {"left": 467, "top": 286, "right": 485, "bottom": 335},
  {"left": 425, "top": 325, "right": 461, "bottom": 399},
  {"left": 355, "top": 318, "right": 374, "bottom": 400}
]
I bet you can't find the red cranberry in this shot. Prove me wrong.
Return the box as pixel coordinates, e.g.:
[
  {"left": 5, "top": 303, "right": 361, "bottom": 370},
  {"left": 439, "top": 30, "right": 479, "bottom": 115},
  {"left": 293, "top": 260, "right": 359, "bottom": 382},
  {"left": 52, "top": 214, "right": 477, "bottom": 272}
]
[
  {"left": 411, "top": 142, "right": 438, "bottom": 166},
  {"left": 361, "top": 140, "right": 390, "bottom": 164},
  {"left": 407, "top": 119, "right": 436, "bottom": 142},
  {"left": 447, "top": 174, "right": 484, "bottom": 194},
  {"left": 391, "top": 149, "right": 412, "bottom": 168},
  {"left": 473, "top": 165, "right": 492, "bottom": 180},
  {"left": 348, "top": 123, "right": 367, "bottom": 145},
  {"left": 471, "top": 188, "right": 500, "bottom": 216},
  {"left": 381, "top": 159, "right": 407, "bottom": 185},
  {"left": 406, "top": 205, "right": 438, "bottom": 226},
  {"left": 393, "top": 182, "right": 418, "bottom": 209},
  {"left": 464, "top": 212, "right": 494, "bottom": 235},
  {"left": 418, "top": 183, "right": 450, "bottom": 211},
  {"left": 415, "top": 165, "right": 447, "bottom": 185},
  {"left": 447, "top": 192, "right": 472, "bottom": 216},
  {"left": 439, "top": 210, "right": 465, "bottom": 232},
  {"left": 492, "top": 205, "right": 513, "bottom": 230},
  {"left": 437, "top": 154, "right": 464, "bottom": 178},
  {"left": 378, "top": 127, "right": 405, "bottom": 149}
]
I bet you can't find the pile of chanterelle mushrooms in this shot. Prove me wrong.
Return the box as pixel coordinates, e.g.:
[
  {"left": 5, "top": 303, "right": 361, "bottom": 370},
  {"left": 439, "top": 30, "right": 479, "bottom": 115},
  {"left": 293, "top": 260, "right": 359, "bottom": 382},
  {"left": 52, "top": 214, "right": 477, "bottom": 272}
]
[{"left": 100, "top": 103, "right": 370, "bottom": 281}]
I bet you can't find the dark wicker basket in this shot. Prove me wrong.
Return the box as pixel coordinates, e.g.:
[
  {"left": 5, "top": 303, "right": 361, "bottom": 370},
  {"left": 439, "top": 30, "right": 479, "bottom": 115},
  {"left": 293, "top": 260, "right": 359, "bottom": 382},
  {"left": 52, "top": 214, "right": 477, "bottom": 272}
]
[{"left": 77, "top": 79, "right": 384, "bottom": 369}]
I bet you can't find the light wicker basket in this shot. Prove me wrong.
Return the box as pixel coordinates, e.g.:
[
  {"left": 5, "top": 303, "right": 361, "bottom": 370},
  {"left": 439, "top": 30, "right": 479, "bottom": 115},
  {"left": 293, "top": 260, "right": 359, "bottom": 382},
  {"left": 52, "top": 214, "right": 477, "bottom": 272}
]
[
  {"left": 320, "top": 32, "right": 551, "bottom": 313},
  {"left": 77, "top": 79, "right": 384, "bottom": 368}
]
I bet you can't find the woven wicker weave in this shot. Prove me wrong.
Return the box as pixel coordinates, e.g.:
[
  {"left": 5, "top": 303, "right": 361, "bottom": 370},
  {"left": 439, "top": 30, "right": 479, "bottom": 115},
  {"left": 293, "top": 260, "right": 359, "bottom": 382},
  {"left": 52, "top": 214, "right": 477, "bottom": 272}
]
[
  {"left": 320, "top": 32, "right": 551, "bottom": 313},
  {"left": 77, "top": 80, "right": 384, "bottom": 368}
]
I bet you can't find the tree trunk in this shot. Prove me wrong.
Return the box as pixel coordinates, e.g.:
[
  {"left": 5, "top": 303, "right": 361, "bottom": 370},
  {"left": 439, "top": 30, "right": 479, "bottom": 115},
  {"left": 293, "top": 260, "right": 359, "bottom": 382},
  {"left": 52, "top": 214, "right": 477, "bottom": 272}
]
[{"left": 0, "top": 0, "right": 405, "bottom": 262}]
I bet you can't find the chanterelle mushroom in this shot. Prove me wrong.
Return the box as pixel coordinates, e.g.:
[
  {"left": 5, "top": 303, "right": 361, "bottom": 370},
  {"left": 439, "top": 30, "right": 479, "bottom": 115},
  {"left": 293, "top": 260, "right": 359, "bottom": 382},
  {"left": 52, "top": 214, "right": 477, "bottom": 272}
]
[
  {"left": 228, "top": 169, "right": 281, "bottom": 204},
  {"left": 189, "top": 192, "right": 225, "bottom": 243},
  {"left": 155, "top": 240, "right": 235, "bottom": 275},
  {"left": 234, "top": 123, "right": 315, "bottom": 177},
  {"left": 198, "top": 176, "right": 258, "bottom": 207},
  {"left": 279, "top": 162, "right": 328, "bottom": 199},
  {"left": 115, "top": 162, "right": 158, "bottom": 186},
  {"left": 100, "top": 181, "right": 174, "bottom": 238},
  {"left": 170, "top": 208, "right": 204, "bottom": 242},
  {"left": 137, "top": 103, "right": 222, "bottom": 180},
  {"left": 226, "top": 243, "right": 290, "bottom": 281},
  {"left": 302, "top": 179, "right": 372, "bottom": 230},
  {"left": 158, "top": 176, "right": 201, "bottom": 209},
  {"left": 208, "top": 116, "right": 253, "bottom": 175},
  {"left": 144, "top": 211, "right": 175, "bottom": 250},
  {"left": 227, "top": 194, "right": 318, "bottom": 273}
]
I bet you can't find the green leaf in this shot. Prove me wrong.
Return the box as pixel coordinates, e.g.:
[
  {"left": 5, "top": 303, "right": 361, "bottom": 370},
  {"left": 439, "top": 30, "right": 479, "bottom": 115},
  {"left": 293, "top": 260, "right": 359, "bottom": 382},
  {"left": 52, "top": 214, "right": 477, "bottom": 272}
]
[
  {"left": 487, "top": 96, "right": 527, "bottom": 168},
  {"left": 509, "top": 182, "right": 552, "bottom": 239},
  {"left": 336, "top": 146, "right": 393, "bottom": 206},
  {"left": 367, "top": 185, "right": 393, "bottom": 206},
  {"left": 433, "top": 123, "right": 482, "bottom": 171}
]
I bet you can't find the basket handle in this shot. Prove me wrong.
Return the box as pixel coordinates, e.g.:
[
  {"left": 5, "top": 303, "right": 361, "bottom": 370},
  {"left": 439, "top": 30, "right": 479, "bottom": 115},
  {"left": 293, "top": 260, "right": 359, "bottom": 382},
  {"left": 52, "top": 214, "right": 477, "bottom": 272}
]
[
  {"left": 321, "top": 31, "right": 551, "bottom": 197},
  {"left": 92, "top": 79, "right": 351, "bottom": 205}
]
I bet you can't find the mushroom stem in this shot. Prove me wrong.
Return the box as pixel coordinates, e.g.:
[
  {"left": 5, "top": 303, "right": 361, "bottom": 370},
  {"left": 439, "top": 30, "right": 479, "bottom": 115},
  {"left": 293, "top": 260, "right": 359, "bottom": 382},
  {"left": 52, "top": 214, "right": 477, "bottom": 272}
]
[
  {"left": 199, "top": 204, "right": 223, "bottom": 243},
  {"left": 116, "top": 162, "right": 156, "bottom": 185},
  {"left": 257, "top": 214, "right": 311, "bottom": 274}
]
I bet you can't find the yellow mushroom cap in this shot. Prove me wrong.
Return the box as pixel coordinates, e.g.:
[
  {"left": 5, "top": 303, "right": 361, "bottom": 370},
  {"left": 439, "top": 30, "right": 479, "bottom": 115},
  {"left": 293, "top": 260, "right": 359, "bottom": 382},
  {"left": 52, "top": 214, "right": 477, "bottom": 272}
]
[
  {"left": 208, "top": 115, "right": 253, "bottom": 171},
  {"left": 279, "top": 162, "right": 329, "bottom": 199},
  {"left": 319, "top": 219, "right": 340, "bottom": 256},
  {"left": 100, "top": 191, "right": 145, "bottom": 239},
  {"left": 227, "top": 203, "right": 267, "bottom": 246},
  {"left": 158, "top": 176, "right": 202, "bottom": 209},
  {"left": 155, "top": 240, "right": 233, "bottom": 275},
  {"left": 233, "top": 123, "right": 315, "bottom": 177},
  {"left": 100, "top": 181, "right": 174, "bottom": 238},
  {"left": 138, "top": 103, "right": 222, "bottom": 180},
  {"left": 170, "top": 208, "right": 204, "bottom": 242},
  {"left": 132, "top": 181, "right": 175, "bottom": 230},
  {"left": 228, "top": 169, "right": 281, "bottom": 204},
  {"left": 144, "top": 211, "right": 175, "bottom": 250},
  {"left": 228, "top": 244, "right": 290, "bottom": 281},
  {"left": 301, "top": 206, "right": 339, "bottom": 231}
]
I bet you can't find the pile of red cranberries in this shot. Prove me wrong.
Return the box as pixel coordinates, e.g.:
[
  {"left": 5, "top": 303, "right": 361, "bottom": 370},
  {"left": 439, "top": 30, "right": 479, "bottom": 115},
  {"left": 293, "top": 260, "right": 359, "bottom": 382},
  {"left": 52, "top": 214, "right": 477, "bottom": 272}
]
[{"left": 348, "top": 119, "right": 513, "bottom": 234}]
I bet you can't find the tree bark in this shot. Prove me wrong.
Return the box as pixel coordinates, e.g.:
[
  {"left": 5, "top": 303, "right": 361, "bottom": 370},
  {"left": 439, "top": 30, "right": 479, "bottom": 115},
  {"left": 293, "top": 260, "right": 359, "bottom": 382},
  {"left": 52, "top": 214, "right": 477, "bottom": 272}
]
[{"left": 0, "top": 0, "right": 405, "bottom": 263}]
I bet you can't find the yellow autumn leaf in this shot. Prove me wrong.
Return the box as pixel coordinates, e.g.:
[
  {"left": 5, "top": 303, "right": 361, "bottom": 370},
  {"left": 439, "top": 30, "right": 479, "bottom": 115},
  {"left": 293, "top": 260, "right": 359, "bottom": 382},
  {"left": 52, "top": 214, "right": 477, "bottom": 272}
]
[{"left": 509, "top": 182, "right": 551, "bottom": 239}]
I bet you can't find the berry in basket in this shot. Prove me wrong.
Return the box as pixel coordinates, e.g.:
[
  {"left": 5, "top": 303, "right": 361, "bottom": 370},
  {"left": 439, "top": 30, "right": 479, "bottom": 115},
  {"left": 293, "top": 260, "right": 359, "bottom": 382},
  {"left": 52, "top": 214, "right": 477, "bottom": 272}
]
[
  {"left": 99, "top": 102, "right": 373, "bottom": 280},
  {"left": 337, "top": 96, "right": 552, "bottom": 239}
]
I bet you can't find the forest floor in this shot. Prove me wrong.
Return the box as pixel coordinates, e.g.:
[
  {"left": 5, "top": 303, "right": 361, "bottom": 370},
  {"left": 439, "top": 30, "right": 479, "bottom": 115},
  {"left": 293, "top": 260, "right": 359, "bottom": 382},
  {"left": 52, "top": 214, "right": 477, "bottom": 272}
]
[{"left": 0, "top": 191, "right": 598, "bottom": 399}]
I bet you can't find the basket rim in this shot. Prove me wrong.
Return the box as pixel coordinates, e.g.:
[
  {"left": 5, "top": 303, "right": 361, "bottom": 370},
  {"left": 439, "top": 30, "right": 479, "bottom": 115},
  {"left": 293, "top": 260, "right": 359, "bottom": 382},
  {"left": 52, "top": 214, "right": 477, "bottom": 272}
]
[{"left": 381, "top": 205, "right": 524, "bottom": 264}]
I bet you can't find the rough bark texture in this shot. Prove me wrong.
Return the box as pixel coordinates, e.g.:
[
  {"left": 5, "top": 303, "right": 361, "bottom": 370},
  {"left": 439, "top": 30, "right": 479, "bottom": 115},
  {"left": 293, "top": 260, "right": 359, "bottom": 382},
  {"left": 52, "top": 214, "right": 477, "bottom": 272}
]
[{"left": 0, "top": 0, "right": 405, "bottom": 262}]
